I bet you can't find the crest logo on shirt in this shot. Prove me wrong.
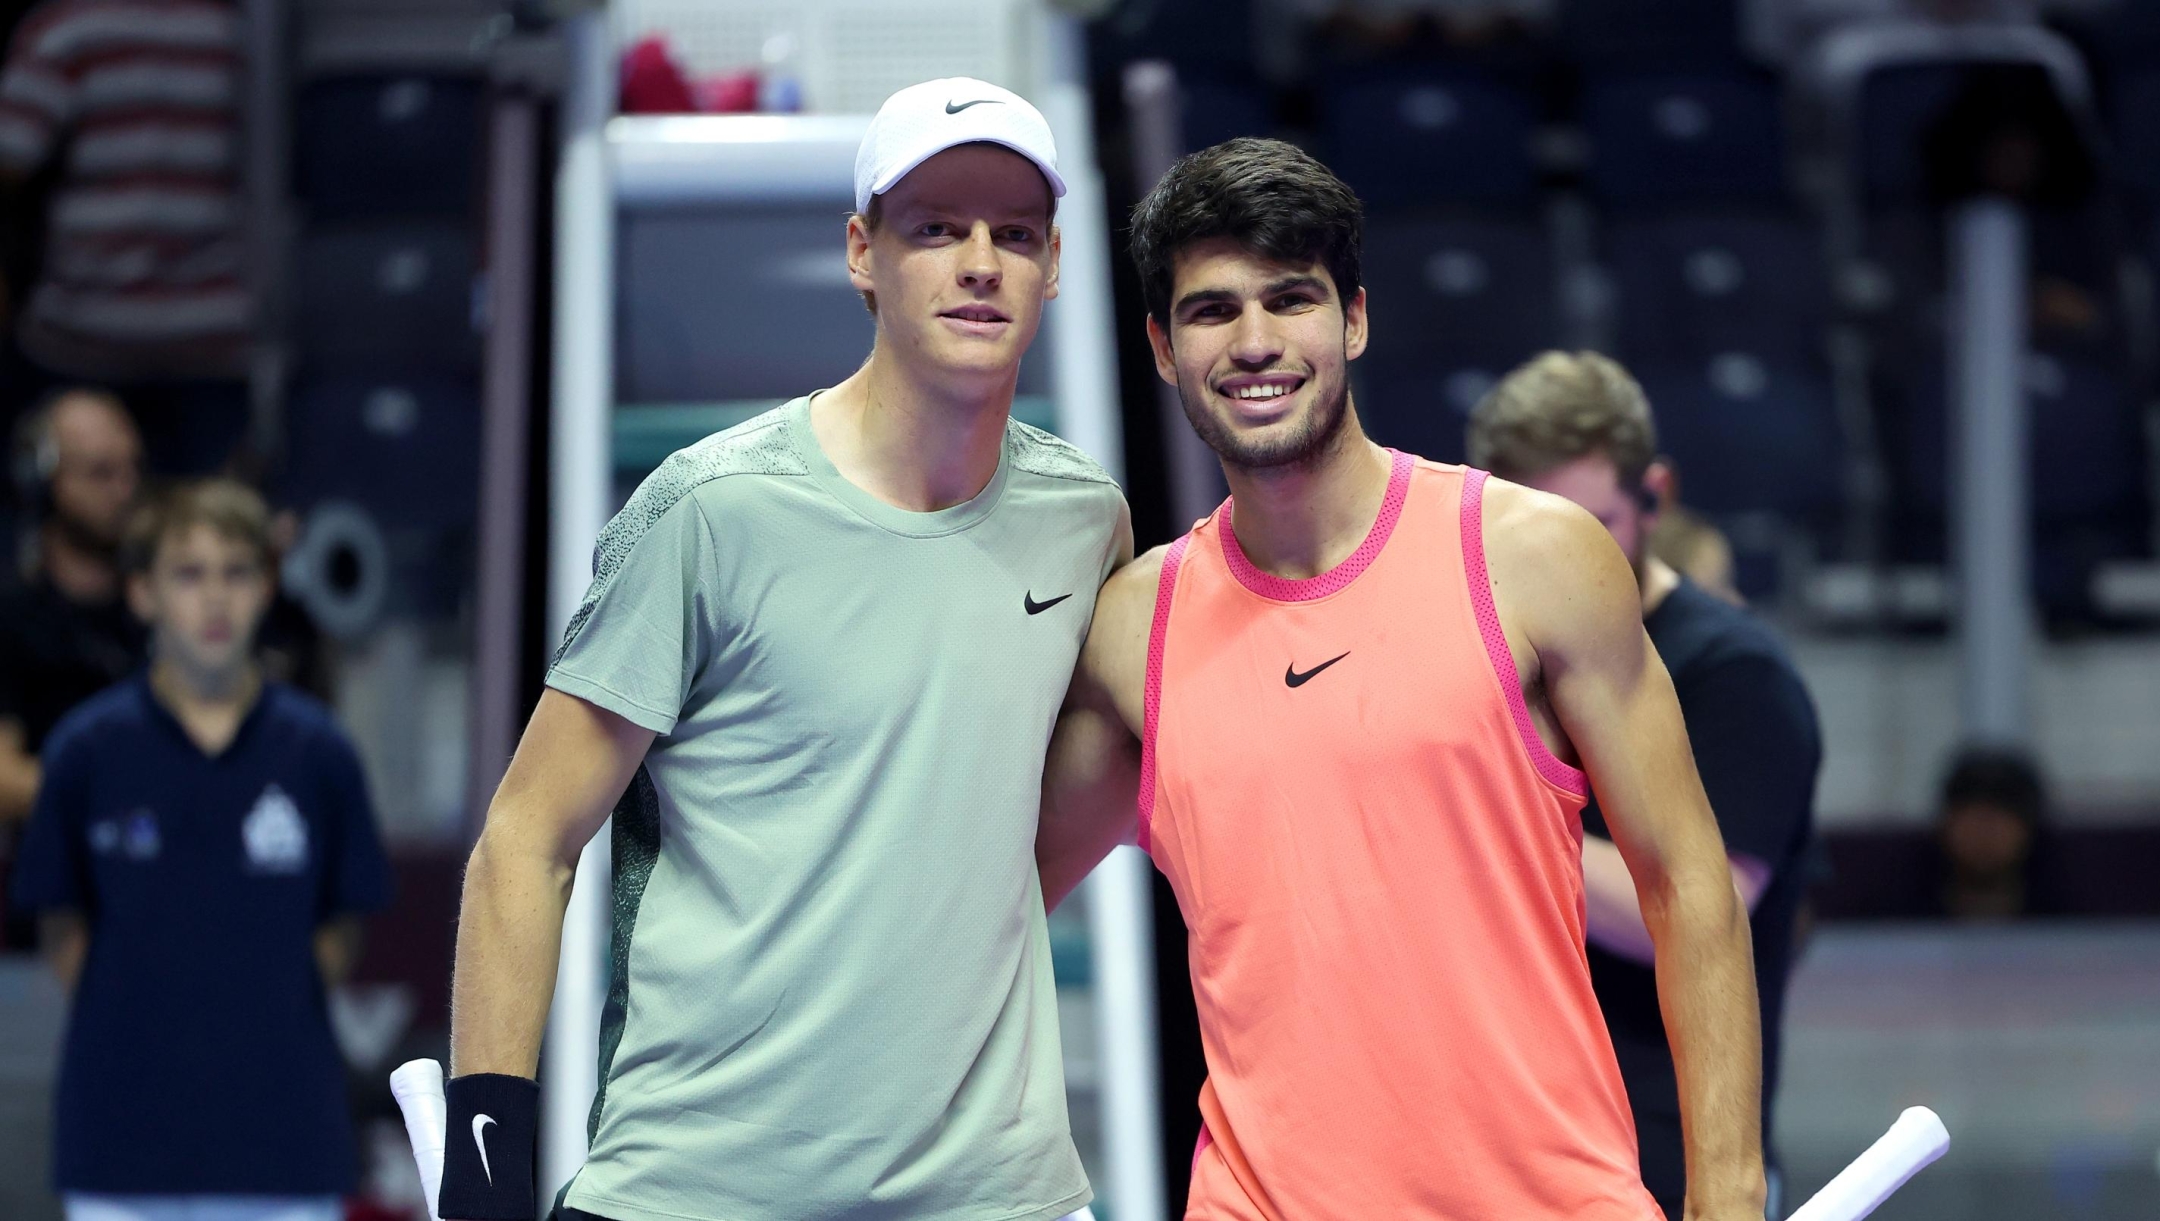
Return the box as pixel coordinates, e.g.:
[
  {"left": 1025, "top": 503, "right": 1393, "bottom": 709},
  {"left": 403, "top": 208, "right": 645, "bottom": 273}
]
[
  {"left": 91, "top": 809, "right": 160, "bottom": 860},
  {"left": 242, "top": 785, "right": 309, "bottom": 874}
]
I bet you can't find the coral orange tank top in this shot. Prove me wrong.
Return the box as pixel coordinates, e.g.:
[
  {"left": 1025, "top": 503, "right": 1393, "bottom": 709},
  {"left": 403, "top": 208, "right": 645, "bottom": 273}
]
[{"left": 1140, "top": 452, "right": 1660, "bottom": 1221}]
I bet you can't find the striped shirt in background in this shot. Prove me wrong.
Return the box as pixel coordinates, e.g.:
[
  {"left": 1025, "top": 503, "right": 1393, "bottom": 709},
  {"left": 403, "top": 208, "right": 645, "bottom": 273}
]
[{"left": 0, "top": 0, "right": 249, "bottom": 380}]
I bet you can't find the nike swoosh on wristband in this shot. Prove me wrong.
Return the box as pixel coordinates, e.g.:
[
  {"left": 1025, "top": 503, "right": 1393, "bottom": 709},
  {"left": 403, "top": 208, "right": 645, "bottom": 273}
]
[
  {"left": 1285, "top": 652, "right": 1350, "bottom": 688},
  {"left": 473, "top": 1114, "right": 497, "bottom": 1185},
  {"left": 945, "top": 98, "right": 1001, "bottom": 113}
]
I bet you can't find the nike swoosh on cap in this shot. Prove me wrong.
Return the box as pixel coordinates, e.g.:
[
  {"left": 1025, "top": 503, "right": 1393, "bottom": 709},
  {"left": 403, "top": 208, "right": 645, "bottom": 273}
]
[
  {"left": 945, "top": 98, "right": 1001, "bottom": 113},
  {"left": 473, "top": 1114, "right": 497, "bottom": 1184}
]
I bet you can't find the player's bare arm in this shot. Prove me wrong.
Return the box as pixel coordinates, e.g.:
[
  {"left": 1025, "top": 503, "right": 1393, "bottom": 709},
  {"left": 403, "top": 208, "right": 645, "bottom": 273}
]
[
  {"left": 449, "top": 689, "right": 654, "bottom": 1078},
  {"left": 1483, "top": 479, "right": 1767, "bottom": 1221},
  {"left": 1582, "top": 834, "right": 1772, "bottom": 964},
  {"left": 1037, "top": 540, "right": 1156, "bottom": 911}
]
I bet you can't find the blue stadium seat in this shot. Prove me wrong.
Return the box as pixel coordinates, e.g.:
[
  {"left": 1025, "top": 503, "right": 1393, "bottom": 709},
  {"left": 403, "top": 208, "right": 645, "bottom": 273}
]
[
  {"left": 1878, "top": 351, "right": 2150, "bottom": 616},
  {"left": 1560, "top": 0, "right": 1743, "bottom": 68},
  {"left": 296, "top": 75, "right": 482, "bottom": 219},
  {"left": 281, "top": 375, "right": 481, "bottom": 532},
  {"left": 1320, "top": 72, "right": 1539, "bottom": 208},
  {"left": 1605, "top": 208, "right": 1828, "bottom": 369},
  {"left": 1355, "top": 216, "right": 1560, "bottom": 461},
  {"left": 1582, "top": 70, "right": 1787, "bottom": 207},
  {"left": 1890, "top": 351, "right": 2145, "bottom": 529},
  {"left": 1855, "top": 63, "right": 1969, "bottom": 205},
  {"left": 1635, "top": 355, "right": 1844, "bottom": 520},
  {"left": 1092, "top": 0, "right": 1254, "bottom": 79},
  {"left": 1181, "top": 81, "right": 1272, "bottom": 152},
  {"left": 2115, "top": 71, "right": 2160, "bottom": 202},
  {"left": 294, "top": 223, "right": 479, "bottom": 373}
]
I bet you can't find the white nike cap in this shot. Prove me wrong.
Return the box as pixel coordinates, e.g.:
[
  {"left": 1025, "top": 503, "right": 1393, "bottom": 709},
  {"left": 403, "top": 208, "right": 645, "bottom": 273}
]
[{"left": 854, "top": 77, "right": 1067, "bottom": 215}]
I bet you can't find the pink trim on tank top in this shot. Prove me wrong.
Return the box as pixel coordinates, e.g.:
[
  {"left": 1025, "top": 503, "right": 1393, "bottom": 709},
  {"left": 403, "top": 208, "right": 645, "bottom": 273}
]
[
  {"left": 1192, "top": 1122, "right": 1214, "bottom": 1175},
  {"left": 1218, "top": 449, "right": 1415, "bottom": 602},
  {"left": 1459, "top": 469, "right": 1590, "bottom": 797},
  {"left": 1137, "top": 534, "right": 1192, "bottom": 855}
]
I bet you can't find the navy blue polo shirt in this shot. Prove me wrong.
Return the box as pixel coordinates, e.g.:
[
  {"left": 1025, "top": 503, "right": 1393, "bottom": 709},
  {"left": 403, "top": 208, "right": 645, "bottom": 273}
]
[{"left": 9, "top": 673, "right": 391, "bottom": 1195}]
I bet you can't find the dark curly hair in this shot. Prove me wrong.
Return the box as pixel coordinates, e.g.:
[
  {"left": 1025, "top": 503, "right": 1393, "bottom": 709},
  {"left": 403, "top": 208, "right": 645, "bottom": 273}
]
[{"left": 1128, "top": 137, "right": 1364, "bottom": 327}]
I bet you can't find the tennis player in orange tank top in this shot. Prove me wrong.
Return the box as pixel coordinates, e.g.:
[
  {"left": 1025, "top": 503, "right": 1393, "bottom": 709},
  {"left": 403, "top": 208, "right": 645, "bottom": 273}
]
[{"left": 1038, "top": 139, "right": 1769, "bottom": 1221}]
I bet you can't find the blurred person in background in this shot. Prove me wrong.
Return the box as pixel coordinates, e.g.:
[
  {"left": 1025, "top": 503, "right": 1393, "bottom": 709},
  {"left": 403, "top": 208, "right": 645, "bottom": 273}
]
[
  {"left": 1933, "top": 746, "right": 2052, "bottom": 921},
  {"left": 8, "top": 478, "right": 388, "bottom": 1221},
  {"left": 1467, "top": 350, "right": 1822, "bottom": 1221},
  {"left": 0, "top": 387, "right": 144, "bottom": 945},
  {"left": 0, "top": 0, "right": 252, "bottom": 476},
  {"left": 1649, "top": 503, "right": 1743, "bottom": 606}
]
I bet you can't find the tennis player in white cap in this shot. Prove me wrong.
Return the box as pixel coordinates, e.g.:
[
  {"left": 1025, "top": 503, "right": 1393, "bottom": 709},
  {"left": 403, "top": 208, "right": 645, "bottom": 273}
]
[{"left": 435, "top": 77, "right": 1124, "bottom": 1221}]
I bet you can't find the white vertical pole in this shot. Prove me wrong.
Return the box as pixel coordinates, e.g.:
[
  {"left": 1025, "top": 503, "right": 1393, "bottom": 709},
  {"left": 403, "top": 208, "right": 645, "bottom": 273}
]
[
  {"left": 1043, "top": 16, "right": 1165, "bottom": 1221},
  {"left": 1948, "top": 198, "right": 2032, "bottom": 744},
  {"left": 541, "top": 11, "right": 616, "bottom": 1216},
  {"left": 1041, "top": 68, "right": 1127, "bottom": 479}
]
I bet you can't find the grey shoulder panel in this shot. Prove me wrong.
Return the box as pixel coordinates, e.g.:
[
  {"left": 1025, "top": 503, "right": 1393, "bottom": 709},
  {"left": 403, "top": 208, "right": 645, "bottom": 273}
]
[
  {"left": 1005, "top": 418, "right": 1118, "bottom": 487},
  {"left": 554, "top": 410, "right": 806, "bottom": 663}
]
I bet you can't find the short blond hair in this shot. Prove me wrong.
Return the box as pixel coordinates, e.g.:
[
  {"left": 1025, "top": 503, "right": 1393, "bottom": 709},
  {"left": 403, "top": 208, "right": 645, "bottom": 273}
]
[
  {"left": 1465, "top": 350, "right": 1657, "bottom": 487},
  {"left": 121, "top": 478, "right": 273, "bottom": 575}
]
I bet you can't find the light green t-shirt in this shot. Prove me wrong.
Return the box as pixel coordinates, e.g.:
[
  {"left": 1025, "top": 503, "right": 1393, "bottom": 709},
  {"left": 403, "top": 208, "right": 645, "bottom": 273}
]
[{"left": 547, "top": 396, "right": 1126, "bottom": 1221}]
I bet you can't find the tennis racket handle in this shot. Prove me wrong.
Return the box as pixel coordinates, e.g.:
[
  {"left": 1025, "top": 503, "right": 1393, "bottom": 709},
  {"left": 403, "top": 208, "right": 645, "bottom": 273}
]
[
  {"left": 390, "top": 1057, "right": 448, "bottom": 1221},
  {"left": 1785, "top": 1106, "right": 1951, "bottom": 1221}
]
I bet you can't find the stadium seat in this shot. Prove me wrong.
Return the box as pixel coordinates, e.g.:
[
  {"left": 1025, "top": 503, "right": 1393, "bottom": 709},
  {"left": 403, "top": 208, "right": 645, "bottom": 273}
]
[
  {"left": 281, "top": 375, "right": 481, "bottom": 532},
  {"left": 1559, "top": 0, "right": 1743, "bottom": 68},
  {"left": 1320, "top": 72, "right": 1539, "bottom": 208},
  {"left": 1634, "top": 355, "right": 1844, "bottom": 520},
  {"left": 1355, "top": 215, "right": 1561, "bottom": 462},
  {"left": 1877, "top": 351, "right": 2150, "bottom": 618},
  {"left": 1582, "top": 70, "right": 1787, "bottom": 207},
  {"left": 2114, "top": 71, "right": 2160, "bottom": 202},
  {"left": 1092, "top": 0, "right": 1255, "bottom": 80},
  {"left": 1854, "top": 63, "right": 1971, "bottom": 205},
  {"left": 294, "top": 223, "right": 480, "bottom": 373},
  {"left": 1604, "top": 208, "right": 1828, "bottom": 369},
  {"left": 1887, "top": 351, "right": 2146, "bottom": 529},
  {"left": 1181, "top": 80, "right": 1272, "bottom": 153},
  {"left": 296, "top": 75, "right": 483, "bottom": 219}
]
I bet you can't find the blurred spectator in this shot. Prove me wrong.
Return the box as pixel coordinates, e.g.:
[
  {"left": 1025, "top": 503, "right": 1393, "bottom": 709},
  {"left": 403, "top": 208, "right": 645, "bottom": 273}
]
[
  {"left": 7, "top": 478, "right": 388, "bottom": 1221},
  {"left": 0, "top": 0, "right": 252, "bottom": 475},
  {"left": 1934, "top": 745, "right": 2052, "bottom": 920},
  {"left": 1923, "top": 66, "right": 2095, "bottom": 208},
  {"left": 1650, "top": 502, "right": 1745, "bottom": 605},
  {"left": 0, "top": 388, "right": 144, "bottom": 836},
  {"left": 1468, "top": 350, "right": 1822, "bottom": 1221}
]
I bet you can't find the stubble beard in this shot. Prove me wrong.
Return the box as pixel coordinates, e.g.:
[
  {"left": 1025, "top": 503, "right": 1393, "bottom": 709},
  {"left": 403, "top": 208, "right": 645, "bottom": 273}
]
[{"left": 1177, "top": 365, "right": 1352, "bottom": 475}]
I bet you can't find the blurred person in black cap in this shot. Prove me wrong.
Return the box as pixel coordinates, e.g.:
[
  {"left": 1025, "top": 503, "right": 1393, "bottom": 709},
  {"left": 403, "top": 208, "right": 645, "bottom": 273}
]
[
  {"left": 1468, "top": 350, "right": 1822, "bottom": 1221},
  {"left": 1933, "top": 746, "right": 2052, "bottom": 921},
  {"left": 1, "top": 388, "right": 146, "bottom": 945}
]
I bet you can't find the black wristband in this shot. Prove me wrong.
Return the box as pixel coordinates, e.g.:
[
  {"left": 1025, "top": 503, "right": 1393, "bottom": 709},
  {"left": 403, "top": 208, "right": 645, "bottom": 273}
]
[{"left": 439, "top": 1073, "right": 540, "bottom": 1221}]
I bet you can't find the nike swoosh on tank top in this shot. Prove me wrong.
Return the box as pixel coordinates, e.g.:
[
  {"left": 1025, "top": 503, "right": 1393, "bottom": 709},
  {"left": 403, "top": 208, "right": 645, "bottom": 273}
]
[{"left": 1141, "top": 452, "right": 1663, "bottom": 1220}]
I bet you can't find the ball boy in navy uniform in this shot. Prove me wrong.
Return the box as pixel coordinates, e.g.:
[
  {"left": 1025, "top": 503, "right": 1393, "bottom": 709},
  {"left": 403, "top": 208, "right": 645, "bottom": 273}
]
[{"left": 10, "top": 480, "right": 390, "bottom": 1221}]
